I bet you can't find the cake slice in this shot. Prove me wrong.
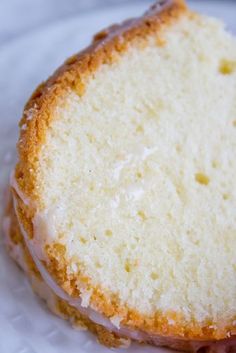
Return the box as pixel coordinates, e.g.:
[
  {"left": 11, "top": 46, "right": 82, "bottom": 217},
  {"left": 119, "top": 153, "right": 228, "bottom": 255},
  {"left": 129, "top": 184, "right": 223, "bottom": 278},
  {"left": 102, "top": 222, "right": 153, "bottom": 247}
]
[{"left": 5, "top": 0, "right": 236, "bottom": 351}]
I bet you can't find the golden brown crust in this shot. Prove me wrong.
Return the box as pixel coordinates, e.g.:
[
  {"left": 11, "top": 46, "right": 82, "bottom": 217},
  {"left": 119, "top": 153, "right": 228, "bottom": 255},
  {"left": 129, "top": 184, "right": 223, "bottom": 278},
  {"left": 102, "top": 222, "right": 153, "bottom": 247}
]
[
  {"left": 11, "top": 0, "right": 236, "bottom": 344},
  {"left": 4, "top": 199, "right": 236, "bottom": 352}
]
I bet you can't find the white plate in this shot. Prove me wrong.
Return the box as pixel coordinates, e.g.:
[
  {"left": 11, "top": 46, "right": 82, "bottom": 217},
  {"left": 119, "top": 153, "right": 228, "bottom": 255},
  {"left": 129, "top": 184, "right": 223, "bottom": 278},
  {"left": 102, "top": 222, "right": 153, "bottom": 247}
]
[{"left": 0, "top": 1, "right": 235, "bottom": 352}]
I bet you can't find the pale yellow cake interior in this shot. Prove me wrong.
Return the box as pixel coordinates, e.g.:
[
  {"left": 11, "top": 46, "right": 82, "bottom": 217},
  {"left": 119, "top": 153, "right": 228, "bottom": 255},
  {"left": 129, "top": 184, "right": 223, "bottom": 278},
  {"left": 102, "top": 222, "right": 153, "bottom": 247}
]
[{"left": 34, "top": 13, "right": 236, "bottom": 325}]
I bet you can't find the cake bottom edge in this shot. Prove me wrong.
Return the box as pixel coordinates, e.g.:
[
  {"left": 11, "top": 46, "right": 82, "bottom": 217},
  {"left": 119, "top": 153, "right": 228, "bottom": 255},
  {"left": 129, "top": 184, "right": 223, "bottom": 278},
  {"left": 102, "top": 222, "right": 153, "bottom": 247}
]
[{"left": 2, "top": 193, "right": 236, "bottom": 352}]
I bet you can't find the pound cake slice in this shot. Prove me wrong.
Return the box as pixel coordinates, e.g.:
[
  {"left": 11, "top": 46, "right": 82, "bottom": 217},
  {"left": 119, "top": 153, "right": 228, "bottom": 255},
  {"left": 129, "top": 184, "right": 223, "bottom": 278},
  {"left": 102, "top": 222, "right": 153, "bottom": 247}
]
[{"left": 4, "top": 0, "right": 236, "bottom": 351}]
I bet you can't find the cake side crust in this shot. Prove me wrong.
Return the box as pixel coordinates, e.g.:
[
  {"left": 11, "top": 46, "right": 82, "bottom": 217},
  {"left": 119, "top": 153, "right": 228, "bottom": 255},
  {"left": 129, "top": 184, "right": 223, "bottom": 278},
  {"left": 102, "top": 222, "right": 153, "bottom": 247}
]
[{"left": 4, "top": 198, "right": 236, "bottom": 352}]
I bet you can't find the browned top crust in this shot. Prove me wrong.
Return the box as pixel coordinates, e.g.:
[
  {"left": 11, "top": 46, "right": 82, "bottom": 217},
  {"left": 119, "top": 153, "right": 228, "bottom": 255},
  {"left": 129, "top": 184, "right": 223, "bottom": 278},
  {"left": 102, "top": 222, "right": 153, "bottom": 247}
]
[
  {"left": 15, "top": 0, "right": 186, "bottom": 201},
  {"left": 13, "top": 0, "right": 235, "bottom": 342}
]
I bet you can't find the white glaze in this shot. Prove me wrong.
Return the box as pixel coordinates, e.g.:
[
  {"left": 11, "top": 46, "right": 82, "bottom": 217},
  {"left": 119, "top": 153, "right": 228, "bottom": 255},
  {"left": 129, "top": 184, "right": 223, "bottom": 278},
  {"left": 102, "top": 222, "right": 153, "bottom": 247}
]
[
  {"left": 2, "top": 215, "right": 27, "bottom": 272},
  {"left": 32, "top": 209, "right": 58, "bottom": 260},
  {"left": 10, "top": 172, "right": 32, "bottom": 206}
]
